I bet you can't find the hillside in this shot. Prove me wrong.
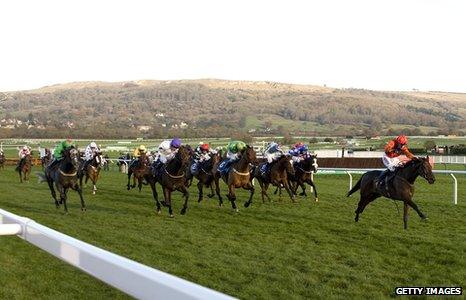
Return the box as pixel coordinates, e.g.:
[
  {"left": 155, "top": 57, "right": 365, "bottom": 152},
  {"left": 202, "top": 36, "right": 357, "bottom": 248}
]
[{"left": 0, "top": 79, "right": 465, "bottom": 138}]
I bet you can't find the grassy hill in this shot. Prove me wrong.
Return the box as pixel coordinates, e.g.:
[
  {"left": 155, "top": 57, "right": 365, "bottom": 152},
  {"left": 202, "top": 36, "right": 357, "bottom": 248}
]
[{"left": 0, "top": 79, "right": 465, "bottom": 138}]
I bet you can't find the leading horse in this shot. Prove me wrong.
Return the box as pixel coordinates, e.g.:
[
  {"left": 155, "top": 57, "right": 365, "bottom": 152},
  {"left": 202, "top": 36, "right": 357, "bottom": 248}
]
[
  {"left": 214, "top": 146, "right": 257, "bottom": 211},
  {"left": 347, "top": 157, "right": 435, "bottom": 229},
  {"left": 289, "top": 154, "right": 319, "bottom": 201},
  {"left": 17, "top": 153, "right": 33, "bottom": 183},
  {"left": 38, "top": 147, "right": 86, "bottom": 213}
]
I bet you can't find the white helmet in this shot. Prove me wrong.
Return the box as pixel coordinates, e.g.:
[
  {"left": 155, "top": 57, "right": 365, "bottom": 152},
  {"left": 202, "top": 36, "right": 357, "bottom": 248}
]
[
  {"left": 23, "top": 145, "right": 29, "bottom": 150},
  {"left": 90, "top": 142, "right": 97, "bottom": 148}
]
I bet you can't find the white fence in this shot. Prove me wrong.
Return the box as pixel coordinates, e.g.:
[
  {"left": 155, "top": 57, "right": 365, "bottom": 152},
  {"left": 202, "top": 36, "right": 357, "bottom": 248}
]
[
  {"left": 317, "top": 168, "right": 464, "bottom": 205},
  {"left": 0, "top": 208, "right": 235, "bottom": 300},
  {"left": 433, "top": 156, "right": 466, "bottom": 164}
]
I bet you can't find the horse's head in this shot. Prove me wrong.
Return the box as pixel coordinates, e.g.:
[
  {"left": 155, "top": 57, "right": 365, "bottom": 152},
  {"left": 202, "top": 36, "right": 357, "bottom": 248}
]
[
  {"left": 94, "top": 151, "right": 104, "bottom": 167},
  {"left": 415, "top": 156, "right": 435, "bottom": 184},
  {"left": 63, "top": 146, "right": 80, "bottom": 168},
  {"left": 280, "top": 155, "right": 295, "bottom": 176},
  {"left": 241, "top": 145, "right": 257, "bottom": 164}
]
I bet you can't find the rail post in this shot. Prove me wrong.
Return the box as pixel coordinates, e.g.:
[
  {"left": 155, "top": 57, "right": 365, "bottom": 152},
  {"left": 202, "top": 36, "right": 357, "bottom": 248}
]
[
  {"left": 450, "top": 173, "right": 458, "bottom": 205},
  {"left": 345, "top": 171, "right": 353, "bottom": 191}
]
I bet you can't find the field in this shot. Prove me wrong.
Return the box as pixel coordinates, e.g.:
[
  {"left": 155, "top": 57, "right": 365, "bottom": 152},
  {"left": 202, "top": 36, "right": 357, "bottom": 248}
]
[{"left": 0, "top": 165, "right": 465, "bottom": 299}]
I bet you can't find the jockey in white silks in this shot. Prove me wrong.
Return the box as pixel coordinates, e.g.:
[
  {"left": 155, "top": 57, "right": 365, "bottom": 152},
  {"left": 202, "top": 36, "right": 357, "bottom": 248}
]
[
  {"left": 157, "top": 138, "right": 182, "bottom": 164},
  {"left": 84, "top": 142, "right": 100, "bottom": 161},
  {"left": 263, "top": 142, "right": 283, "bottom": 164},
  {"left": 18, "top": 145, "right": 31, "bottom": 159}
]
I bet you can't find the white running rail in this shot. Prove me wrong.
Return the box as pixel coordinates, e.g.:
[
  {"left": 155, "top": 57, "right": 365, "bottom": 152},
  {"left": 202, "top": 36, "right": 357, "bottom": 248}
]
[{"left": 0, "top": 208, "right": 235, "bottom": 300}]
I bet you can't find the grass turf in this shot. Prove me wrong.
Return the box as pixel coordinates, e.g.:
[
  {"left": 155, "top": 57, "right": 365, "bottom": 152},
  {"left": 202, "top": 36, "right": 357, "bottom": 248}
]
[{"left": 0, "top": 166, "right": 465, "bottom": 299}]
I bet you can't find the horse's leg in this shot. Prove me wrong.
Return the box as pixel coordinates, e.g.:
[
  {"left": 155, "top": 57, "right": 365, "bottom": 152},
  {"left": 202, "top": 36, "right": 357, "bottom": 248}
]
[
  {"left": 244, "top": 182, "right": 255, "bottom": 208},
  {"left": 18, "top": 170, "right": 23, "bottom": 183},
  {"left": 48, "top": 179, "right": 59, "bottom": 208},
  {"left": 228, "top": 184, "right": 238, "bottom": 212},
  {"left": 403, "top": 201, "right": 409, "bottom": 230},
  {"left": 126, "top": 170, "right": 132, "bottom": 190},
  {"left": 306, "top": 178, "right": 318, "bottom": 202},
  {"left": 180, "top": 186, "right": 189, "bottom": 215},
  {"left": 283, "top": 181, "right": 296, "bottom": 203},
  {"left": 273, "top": 186, "right": 279, "bottom": 195},
  {"left": 147, "top": 177, "right": 161, "bottom": 214},
  {"left": 406, "top": 199, "right": 428, "bottom": 221},
  {"left": 355, "top": 194, "right": 377, "bottom": 222},
  {"left": 197, "top": 180, "right": 203, "bottom": 203},
  {"left": 264, "top": 182, "right": 272, "bottom": 202},
  {"left": 74, "top": 183, "right": 86, "bottom": 212},
  {"left": 60, "top": 187, "right": 68, "bottom": 213},
  {"left": 214, "top": 176, "right": 223, "bottom": 206},
  {"left": 138, "top": 175, "right": 143, "bottom": 192},
  {"left": 163, "top": 187, "right": 174, "bottom": 217}
]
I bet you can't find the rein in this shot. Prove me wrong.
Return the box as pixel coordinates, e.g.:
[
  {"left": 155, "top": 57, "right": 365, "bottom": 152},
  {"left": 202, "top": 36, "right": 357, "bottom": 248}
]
[
  {"left": 297, "top": 166, "right": 313, "bottom": 174},
  {"left": 232, "top": 168, "right": 250, "bottom": 176}
]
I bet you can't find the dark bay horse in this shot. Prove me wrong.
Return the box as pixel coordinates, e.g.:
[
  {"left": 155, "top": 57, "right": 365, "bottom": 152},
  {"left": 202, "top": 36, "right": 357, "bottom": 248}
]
[
  {"left": 0, "top": 152, "right": 5, "bottom": 170},
  {"left": 347, "top": 157, "right": 435, "bottom": 229},
  {"left": 126, "top": 153, "right": 150, "bottom": 191},
  {"left": 145, "top": 145, "right": 192, "bottom": 217},
  {"left": 214, "top": 146, "right": 257, "bottom": 211},
  {"left": 79, "top": 152, "right": 104, "bottom": 194},
  {"left": 289, "top": 154, "right": 319, "bottom": 201},
  {"left": 193, "top": 152, "right": 222, "bottom": 203},
  {"left": 38, "top": 147, "right": 86, "bottom": 213},
  {"left": 17, "top": 154, "right": 33, "bottom": 183},
  {"left": 253, "top": 155, "right": 295, "bottom": 203}
]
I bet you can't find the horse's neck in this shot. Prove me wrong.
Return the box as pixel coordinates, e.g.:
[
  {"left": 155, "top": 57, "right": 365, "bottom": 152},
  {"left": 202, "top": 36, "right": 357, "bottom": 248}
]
[
  {"left": 272, "top": 158, "right": 287, "bottom": 172},
  {"left": 234, "top": 156, "right": 249, "bottom": 171},
  {"left": 166, "top": 157, "right": 183, "bottom": 174},
  {"left": 60, "top": 159, "right": 76, "bottom": 173},
  {"left": 397, "top": 162, "right": 420, "bottom": 184}
]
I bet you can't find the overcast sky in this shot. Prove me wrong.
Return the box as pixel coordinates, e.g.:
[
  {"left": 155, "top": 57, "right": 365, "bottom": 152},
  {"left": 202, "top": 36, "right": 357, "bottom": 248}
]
[{"left": 1, "top": 0, "right": 465, "bottom": 92}]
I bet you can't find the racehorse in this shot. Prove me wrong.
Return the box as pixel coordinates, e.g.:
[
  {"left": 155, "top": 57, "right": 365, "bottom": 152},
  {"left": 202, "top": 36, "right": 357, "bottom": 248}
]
[
  {"left": 144, "top": 145, "right": 192, "bottom": 217},
  {"left": 17, "top": 153, "right": 32, "bottom": 183},
  {"left": 289, "top": 154, "right": 319, "bottom": 201},
  {"left": 37, "top": 147, "right": 86, "bottom": 213},
  {"left": 347, "top": 157, "right": 435, "bottom": 229},
  {"left": 79, "top": 151, "right": 104, "bottom": 194},
  {"left": 192, "top": 152, "right": 222, "bottom": 203},
  {"left": 214, "top": 145, "right": 257, "bottom": 211},
  {"left": 0, "top": 152, "right": 5, "bottom": 170},
  {"left": 253, "top": 154, "right": 296, "bottom": 203},
  {"left": 126, "top": 152, "right": 150, "bottom": 191}
]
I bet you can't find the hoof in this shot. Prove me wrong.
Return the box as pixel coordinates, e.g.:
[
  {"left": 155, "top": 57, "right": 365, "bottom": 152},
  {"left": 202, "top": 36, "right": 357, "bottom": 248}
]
[
  {"left": 180, "top": 208, "right": 187, "bottom": 215},
  {"left": 169, "top": 214, "right": 174, "bottom": 218},
  {"left": 92, "top": 191, "right": 96, "bottom": 195},
  {"left": 156, "top": 209, "right": 161, "bottom": 215},
  {"left": 315, "top": 198, "right": 319, "bottom": 202},
  {"left": 81, "top": 207, "right": 86, "bottom": 212},
  {"left": 244, "top": 201, "right": 251, "bottom": 208},
  {"left": 207, "top": 194, "right": 215, "bottom": 198},
  {"left": 421, "top": 216, "right": 429, "bottom": 222},
  {"left": 299, "top": 192, "right": 305, "bottom": 196},
  {"left": 235, "top": 208, "right": 239, "bottom": 213}
]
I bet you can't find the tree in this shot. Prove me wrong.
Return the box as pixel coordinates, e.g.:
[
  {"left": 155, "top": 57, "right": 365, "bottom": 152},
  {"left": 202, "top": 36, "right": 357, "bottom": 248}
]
[
  {"left": 309, "top": 137, "right": 319, "bottom": 144},
  {"left": 323, "top": 137, "right": 334, "bottom": 143}
]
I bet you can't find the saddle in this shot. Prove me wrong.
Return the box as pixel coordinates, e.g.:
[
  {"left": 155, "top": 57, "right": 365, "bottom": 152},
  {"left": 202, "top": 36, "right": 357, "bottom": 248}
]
[
  {"left": 218, "top": 160, "right": 234, "bottom": 177},
  {"left": 259, "top": 162, "right": 272, "bottom": 179},
  {"left": 151, "top": 160, "right": 165, "bottom": 178},
  {"left": 376, "top": 170, "right": 396, "bottom": 197}
]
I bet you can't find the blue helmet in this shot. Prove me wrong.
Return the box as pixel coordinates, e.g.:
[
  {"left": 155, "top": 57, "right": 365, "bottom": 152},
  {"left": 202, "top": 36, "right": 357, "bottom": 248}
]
[{"left": 170, "top": 137, "right": 182, "bottom": 148}]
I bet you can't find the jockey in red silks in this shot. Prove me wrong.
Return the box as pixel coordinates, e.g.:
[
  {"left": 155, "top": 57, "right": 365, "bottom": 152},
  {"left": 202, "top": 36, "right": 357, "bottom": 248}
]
[{"left": 382, "top": 135, "right": 414, "bottom": 171}]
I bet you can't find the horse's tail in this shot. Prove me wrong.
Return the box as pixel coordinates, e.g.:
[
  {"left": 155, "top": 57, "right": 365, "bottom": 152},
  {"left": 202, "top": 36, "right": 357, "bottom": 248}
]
[
  {"left": 347, "top": 176, "right": 362, "bottom": 197},
  {"left": 36, "top": 172, "right": 47, "bottom": 183}
]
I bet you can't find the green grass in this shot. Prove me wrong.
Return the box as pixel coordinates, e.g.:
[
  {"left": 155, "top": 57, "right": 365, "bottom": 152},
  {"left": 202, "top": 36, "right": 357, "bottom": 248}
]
[{"left": 0, "top": 166, "right": 465, "bottom": 299}]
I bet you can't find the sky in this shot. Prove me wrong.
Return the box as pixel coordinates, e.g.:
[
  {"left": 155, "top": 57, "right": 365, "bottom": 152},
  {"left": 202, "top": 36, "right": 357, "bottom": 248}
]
[{"left": 1, "top": 0, "right": 465, "bottom": 92}]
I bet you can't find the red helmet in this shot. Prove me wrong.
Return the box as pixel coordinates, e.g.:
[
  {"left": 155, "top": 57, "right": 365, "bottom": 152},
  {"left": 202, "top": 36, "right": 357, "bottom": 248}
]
[
  {"left": 294, "top": 142, "right": 304, "bottom": 148},
  {"left": 395, "top": 135, "right": 408, "bottom": 145},
  {"left": 200, "top": 143, "right": 209, "bottom": 151}
]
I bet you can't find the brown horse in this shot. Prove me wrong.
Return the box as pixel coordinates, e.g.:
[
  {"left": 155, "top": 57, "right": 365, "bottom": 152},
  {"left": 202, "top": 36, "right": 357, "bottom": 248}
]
[
  {"left": 253, "top": 155, "right": 296, "bottom": 203},
  {"left": 79, "top": 152, "right": 104, "bottom": 194},
  {"left": 0, "top": 152, "right": 5, "bottom": 170},
  {"left": 347, "top": 157, "right": 435, "bottom": 229},
  {"left": 37, "top": 147, "right": 86, "bottom": 213},
  {"left": 192, "top": 152, "right": 222, "bottom": 203},
  {"left": 289, "top": 154, "right": 319, "bottom": 201},
  {"left": 214, "top": 146, "right": 257, "bottom": 211},
  {"left": 126, "top": 153, "right": 150, "bottom": 191},
  {"left": 145, "top": 145, "right": 192, "bottom": 217},
  {"left": 17, "top": 154, "right": 33, "bottom": 183}
]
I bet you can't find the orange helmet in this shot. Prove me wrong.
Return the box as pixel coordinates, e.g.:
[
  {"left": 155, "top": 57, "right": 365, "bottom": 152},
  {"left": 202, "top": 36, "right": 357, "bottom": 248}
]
[
  {"left": 395, "top": 135, "right": 408, "bottom": 145},
  {"left": 294, "top": 142, "right": 304, "bottom": 148},
  {"left": 200, "top": 143, "right": 209, "bottom": 151}
]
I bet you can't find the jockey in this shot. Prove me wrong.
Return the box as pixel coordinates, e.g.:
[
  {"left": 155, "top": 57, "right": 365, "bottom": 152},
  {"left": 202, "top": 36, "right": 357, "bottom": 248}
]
[
  {"left": 191, "top": 143, "right": 212, "bottom": 175},
  {"left": 218, "top": 140, "right": 246, "bottom": 174},
  {"left": 157, "top": 137, "right": 182, "bottom": 164},
  {"left": 81, "top": 142, "right": 101, "bottom": 172},
  {"left": 382, "top": 135, "right": 414, "bottom": 171},
  {"left": 260, "top": 142, "right": 283, "bottom": 176},
  {"left": 288, "top": 142, "right": 308, "bottom": 163},
  {"left": 16, "top": 145, "right": 32, "bottom": 169},
  {"left": 130, "top": 145, "right": 148, "bottom": 168},
  {"left": 49, "top": 138, "right": 74, "bottom": 169},
  {"left": 378, "top": 135, "right": 414, "bottom": 185}
]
